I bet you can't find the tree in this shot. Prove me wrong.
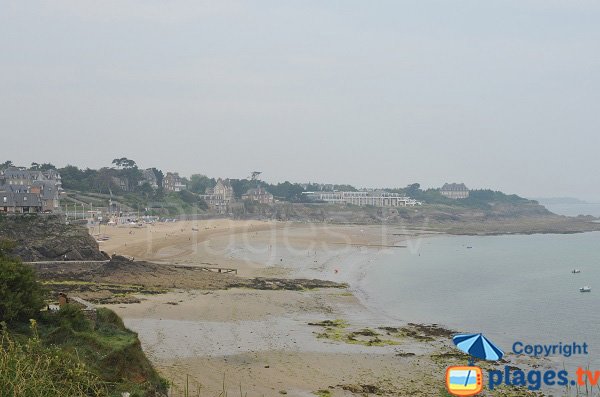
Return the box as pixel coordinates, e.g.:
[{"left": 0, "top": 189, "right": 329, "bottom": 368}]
[
  {"left": 138, "top": 182, "right": 154, "bottom": 200},
  {"left": 111, "top": 158, "right": 137, "bottom": 169},
  {"left": 30, "top": 162, "right": 56, "bottom": 171},
  {"left": 405, "top": 183, "right": 421, "bottom": 197},
  {"left": 268, "top": 181, "right": 305, "bottom": 202},
  {"left": 0, "top": 240, "right": 46, "bottom": 323},
  {"left": 0, "top": 160, "right": 14, "bottom": 170},
  {"left": 189, "top": 174, "right": 215, "bottom": 194},
  {"left": 59, "top": 165, "right": 97, "bottom": 192}
]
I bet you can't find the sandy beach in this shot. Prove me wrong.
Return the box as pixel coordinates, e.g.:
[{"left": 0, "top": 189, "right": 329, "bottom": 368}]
[{"left": 101, "top": 220, "right": 543, "bottom": 396}]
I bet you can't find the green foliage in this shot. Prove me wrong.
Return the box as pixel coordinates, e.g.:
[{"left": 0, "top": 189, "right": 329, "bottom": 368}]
[
  {"left": 30, "top": 162, "right": 57, "bottom": 171},
  {"left": 229, "top": 178, "right": 258, "bottom": 198},
  {"left": 112, "top": 158, "right": 137, "bottom": 169},
  {"left": 0, "top": 253, "right": 46, "bottom": 324},
  {"left": 59, "top": 165, "right": 98, "bottom": 192},
  {"left": 391, "top": 184, "right": 535, "bottom": 209},
  {"left": 55, "top": 304, "right": 93, "bottom": 332},
  {"left": 0, "top": 160, "right": 14, "bottom": 170},
  {"left": 36, "top": 307, "right": 167, "bottom": 396},
  {"left": 305, "top": 183, "right": 358, "bottom": 192},
  {"left": 0, "top": 321, "right": 108, "bottom": 397},
  {"left": 268, "top": 181, "right": 307, "bottom": 202}
]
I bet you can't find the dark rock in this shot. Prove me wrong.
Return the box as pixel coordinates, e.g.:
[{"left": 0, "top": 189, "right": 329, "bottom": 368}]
[{"left": 0, "top": 214, "right": 109, "bottom": 261}]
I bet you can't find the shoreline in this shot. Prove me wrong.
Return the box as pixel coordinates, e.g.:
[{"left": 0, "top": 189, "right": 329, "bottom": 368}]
[{"left": 100, "top": 221, "right": 556, "bottom": 396}]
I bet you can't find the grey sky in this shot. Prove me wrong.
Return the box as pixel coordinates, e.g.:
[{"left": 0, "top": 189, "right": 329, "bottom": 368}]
[{"left": 1, "top": 1, "right": 599, "bottom": 199}]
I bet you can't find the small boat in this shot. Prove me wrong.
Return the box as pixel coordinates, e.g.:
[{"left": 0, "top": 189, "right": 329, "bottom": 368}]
[
  {"left": 466, "top": 246, "right": 473, "bottom": 249},
  {"left": 580, "top": 286, "right": 591, "bottom": 292},
  {"left": 572, "top": 269, "right": 581, "bottom": 274}
]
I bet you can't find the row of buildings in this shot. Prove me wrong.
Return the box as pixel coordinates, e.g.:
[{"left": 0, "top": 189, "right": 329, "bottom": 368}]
[
  {"left": 115, "top": 169, "right": 185, "bottom": 193},
  {"left": 0, "top": 168, "right": 62, "bottom": 213},
  {"left": 201, "top": 178, "right": 275, "bottom": 214},
  {"left": 0, "top": 162, "right": 471, "bottom": 215},
  {"left": 302, "top": 190, "right": 422, "bottom": 207}
]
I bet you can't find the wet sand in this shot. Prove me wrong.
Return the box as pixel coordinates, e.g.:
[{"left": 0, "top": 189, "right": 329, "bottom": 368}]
[
  {"left": 100, "top": 221, "right": 444, "bottom": 395},
  {"left": 102, "top": 220, "right": 544, "bottom": 396}
]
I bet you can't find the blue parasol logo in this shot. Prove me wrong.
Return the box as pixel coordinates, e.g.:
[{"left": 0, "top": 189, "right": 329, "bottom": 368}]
[{"left": 453, "top": 333, "right": 504, "bottom": 362}]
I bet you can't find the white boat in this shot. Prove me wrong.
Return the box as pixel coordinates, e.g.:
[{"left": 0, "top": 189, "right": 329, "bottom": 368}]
[
  {"left": 580, "top": 286, "right": 591, "bottom": 292},
  {"left": 572, "top": 269, "right": 581, "bottom": 274}
]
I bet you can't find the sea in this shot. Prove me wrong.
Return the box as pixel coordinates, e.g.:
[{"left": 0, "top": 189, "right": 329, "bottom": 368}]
[
  {"left": 541, "top": 202, "right": 600, "bottom": 218},
  {"left": 359, "top": 203, "right": 600, "bottom": 372}
]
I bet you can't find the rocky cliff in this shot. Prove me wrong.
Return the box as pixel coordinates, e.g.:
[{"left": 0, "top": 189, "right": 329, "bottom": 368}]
[{"left": 0, "top": 214, "right": 108, "bottom": 261}]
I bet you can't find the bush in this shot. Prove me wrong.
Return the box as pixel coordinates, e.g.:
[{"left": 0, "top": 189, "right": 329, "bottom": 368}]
[
  {"left": 0, "top": 244, "right": 46, "bottom": 323},
  {"left": 56, "top": 303, "right": 93, "bottom": 332},
  {"left": 0, "top": 321, "right": 108, "bottom": 397}
]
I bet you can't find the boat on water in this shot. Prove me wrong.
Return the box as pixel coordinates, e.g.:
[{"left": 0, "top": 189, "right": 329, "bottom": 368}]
[
  {"left": 572, "top": 269, "right": 582, "bottom": 274},
  {"left": 580, "top": 286, "right": 591, "bottom": 292}
]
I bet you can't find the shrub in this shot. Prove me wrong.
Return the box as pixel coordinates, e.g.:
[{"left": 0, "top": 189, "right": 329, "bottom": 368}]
[
  {"left": 0, "top": 246, "right": 46, "bottom": 323},
  {"left": 0, "top": 321, "right": 108, "bottom": 397}
]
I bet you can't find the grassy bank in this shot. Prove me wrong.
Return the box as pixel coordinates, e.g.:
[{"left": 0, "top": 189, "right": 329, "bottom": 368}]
[
  {"left": 2, "top": 306, "right": 167, "bottom": 397},
  {"left": 2, "top": 304, "right": 167, "bottom": 397}
]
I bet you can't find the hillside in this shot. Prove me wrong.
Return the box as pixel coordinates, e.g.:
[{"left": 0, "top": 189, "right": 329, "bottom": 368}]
[
  {"left": 237, "top": 200, "right": 600, "bottom": 235},
  {"left": 0, "top": 214, "right": 108, "bottom": 261}
]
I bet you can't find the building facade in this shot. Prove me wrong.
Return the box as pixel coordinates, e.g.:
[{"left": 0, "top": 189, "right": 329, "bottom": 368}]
[
  {"left": 303, "top": 190, "right": 421, "bottom": 207},
  {"left": 0, "top": 192, "right": 43, "bottom": 213},
  {"left": 440, "top": 183, "right": 470, "bottom": 199},
  {"left": 139, "top": 169, "right": 159, "bottom": 189},
  {"left": 202, "top": 178, "right": 235, "bottom": 213},
  {"left": 163, "top": 172, "right": 186, "bottom": 192},
  {"left": 242, "top": 187, "right": 274, "bottom": 204},
  {"left": 0, "top": 168, "right": 62, "bottom": 212}
]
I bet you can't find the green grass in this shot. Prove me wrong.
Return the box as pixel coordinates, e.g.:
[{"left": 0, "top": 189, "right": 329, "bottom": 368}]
[
  {"left": 0, "top": 320, "right": 108, "bottom": 397},
  {"left": 14, "top": 306, "right": 170, "bottom": 397}
]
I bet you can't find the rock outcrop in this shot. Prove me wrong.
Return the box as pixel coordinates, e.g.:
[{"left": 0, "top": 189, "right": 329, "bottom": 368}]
[{"left": 0, "top": 214, "right": 108, "bottom": 261}]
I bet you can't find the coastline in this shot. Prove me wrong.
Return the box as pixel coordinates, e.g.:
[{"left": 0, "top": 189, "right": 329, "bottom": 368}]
[
  {"left": 103, "top": 221, "right": 450, "bottom": 395},
  {"left": 101, "top": 220, "right": 551, "bottom": 396}
]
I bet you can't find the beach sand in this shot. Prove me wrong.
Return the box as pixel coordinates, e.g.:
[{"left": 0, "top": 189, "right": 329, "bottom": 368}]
[
  {"left": 97, "top": 220, "right": 426, "bottom": 277},
  {"left": 109, "top": 288, "right": 445, "bottom": 396},
  {"left": 101, "top": 220, "right": 542, "bottom": 396}
]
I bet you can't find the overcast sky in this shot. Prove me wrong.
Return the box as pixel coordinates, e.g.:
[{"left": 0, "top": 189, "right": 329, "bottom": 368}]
[{"left": 1, "top": 1, "right": 599, "bottom": 199}]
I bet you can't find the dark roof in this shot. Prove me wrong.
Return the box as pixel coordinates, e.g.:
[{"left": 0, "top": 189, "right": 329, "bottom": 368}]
[
  {"left": 244, "top": 187, "right": 272, "bottom": 196},
  {"left": 0, "top": 184, "right": 29, "bottom": 193},
  {"left": 3, "top": 168, "right": 44, "bottom": 180},
  {"left": 0, "top": 192, "right": 42, "bottom": 207},
  {"left": 32, "top": 180, "right": 57, "bottom": 199},
  {"left": 441, "top": 183, "right": 469, "bottom": 192}
]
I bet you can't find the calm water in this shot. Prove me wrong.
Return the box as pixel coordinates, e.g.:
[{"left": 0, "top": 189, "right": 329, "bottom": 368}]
[
  {"left": 543, "top": 202, "right": 600, "bottom": 217},
  {"left": 362, "top": 232, "right": 600, "bottom": 367}
]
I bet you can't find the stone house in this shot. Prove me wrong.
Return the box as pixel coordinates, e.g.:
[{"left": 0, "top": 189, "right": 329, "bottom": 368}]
[
  {"left": 139, "top": 169, "right": 159, "bottom": 189},
  {"left": 0, "top": 192, "right": 43, "bottom": 213},
  {"left": 242, "top": 187, "right": 274, "bottom": 204},
  {"left": 440, "top": 183, "right": 470, "bottom": 199},
  {"left": 164, "top": 172, "right": 186, "bottom": 192},
  {"left": 202, "top": 178, "right": 235, "bottom": 213},
  {"left": 0, "top": 167, "right": 62, "bottom": 211}
]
